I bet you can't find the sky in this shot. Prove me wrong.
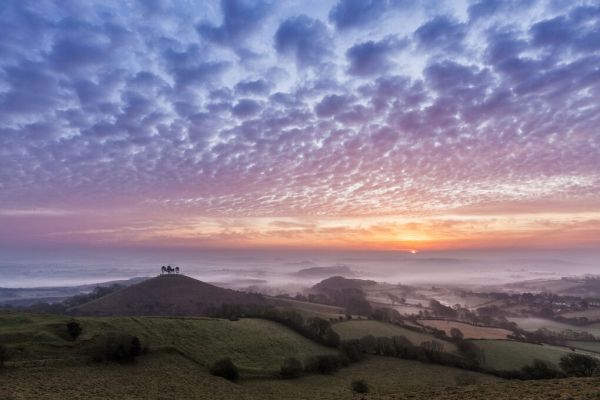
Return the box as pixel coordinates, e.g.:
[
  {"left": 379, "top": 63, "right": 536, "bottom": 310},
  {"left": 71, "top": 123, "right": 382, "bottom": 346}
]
[{"left": 1, "top": 0, "right": 599, "bottom": 253}]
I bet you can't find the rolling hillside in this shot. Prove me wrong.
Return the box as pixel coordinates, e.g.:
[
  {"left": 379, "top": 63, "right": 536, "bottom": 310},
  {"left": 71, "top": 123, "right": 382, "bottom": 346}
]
[
  {"left": 0, "top": 312, "right": 334, "bottom": 375},
  {"left": 333, "top": 320, "right": 458, "bottom": 352},
  {"left": 69, "top": 274, "right": 268, "bottom": 316}
]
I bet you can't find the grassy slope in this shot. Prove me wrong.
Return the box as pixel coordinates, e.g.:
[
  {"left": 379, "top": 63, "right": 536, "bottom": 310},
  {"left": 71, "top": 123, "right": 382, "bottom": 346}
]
[
  {"left": 473, "top": 340, "right": 590, "bottom": 370},
  {"left": 418, "top": 320, "right": 512, "bottom": 340},
  {"left": 0, "top": 352, "right": 499, "bottom": 400},
  {"left": 275, "top": 298, "right": 345, "bottom": 319},
  {"left": 508, "top": 317, "right": 600, "bottom": 337},
  {"left": 566, "top": 341, "right": 600, "bottom": 353},
  {"left": 333, "top": 320, "right": 457, "bottom": 352},
  {"left": 0, "top": 312, "right": 336, "bottom": 374}
]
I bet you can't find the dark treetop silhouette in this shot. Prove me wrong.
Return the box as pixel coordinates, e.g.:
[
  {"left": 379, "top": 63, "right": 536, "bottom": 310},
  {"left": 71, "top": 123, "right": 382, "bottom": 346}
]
[{"left": 160, "top": 265, "right": 180, "bottom": 275}]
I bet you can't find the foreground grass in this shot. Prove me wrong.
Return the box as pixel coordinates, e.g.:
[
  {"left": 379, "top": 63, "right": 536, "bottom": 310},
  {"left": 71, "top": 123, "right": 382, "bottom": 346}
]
[{"left": 0, "top": 352, "right": 499, "bottom": 400}]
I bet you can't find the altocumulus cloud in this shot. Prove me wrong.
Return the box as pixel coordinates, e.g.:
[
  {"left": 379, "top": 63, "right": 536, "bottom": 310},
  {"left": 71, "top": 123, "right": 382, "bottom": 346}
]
[{"left": 0, "top": 0, "right": 599, "bottom": 225}]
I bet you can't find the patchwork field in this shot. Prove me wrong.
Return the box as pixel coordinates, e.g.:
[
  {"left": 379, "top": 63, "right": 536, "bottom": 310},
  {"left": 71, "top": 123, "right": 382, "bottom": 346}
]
[
  {"left": 275, "top": 298, "right": 346, "bottom": 319},
  {"left": 566, "top": 341, "right": 600, "bottom": 353},
  {"left": 332, "top": 320, "right": 457, "bottom": 352},
  {"left": 418, "top": 320, "right": 512, "bottom": 339},
  {"left": 508, "top": 317, "right": 600, "bottom": 337},
  {"left": 560, "top": 308, "right": 600, "bottom": 321}
]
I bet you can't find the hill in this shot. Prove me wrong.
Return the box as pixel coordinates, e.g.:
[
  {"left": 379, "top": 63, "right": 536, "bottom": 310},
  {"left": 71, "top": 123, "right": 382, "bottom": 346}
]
[
  {"left": 69, "top": 274, "right": 268, "bottom": 316},
  {"left": 0, "top": 312, "right": 335, "bottom": 375},
  {"left": 311, "top": 276, "right": 377, "bottom": 292},
  {"left": 294, "top": 266, "right": 357, "bottom": 278}
]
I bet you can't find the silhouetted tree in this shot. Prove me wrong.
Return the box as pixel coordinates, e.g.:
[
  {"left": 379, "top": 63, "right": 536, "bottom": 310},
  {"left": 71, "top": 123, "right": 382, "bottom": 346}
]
[
  {"left": 92, "top": 334, "right": 143, "bottom": 363},
  {"left": 210, "top": 358, "right": 239, "bottom": 381},
  {"left": 450, "top": 327, "right": 464, "bottom": 341},
  {"left": 559, "top": 353, "right": 599, "bottom": 377},
  {"left": 66, "top": 320, "right": 82, "bottom": 340},
  {"left": 521, "top": 359, "right": 562, "bottom": 380},
  {"left": 0, "top": 344, "right": 9, "bottom": 368}
]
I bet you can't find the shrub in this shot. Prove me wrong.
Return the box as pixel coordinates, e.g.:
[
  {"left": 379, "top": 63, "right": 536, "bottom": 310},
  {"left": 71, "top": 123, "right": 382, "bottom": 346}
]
[
  {"left": 450, "top": 327, "right": 464, "bottom": 341},
  {"left": 280, "top": 357, "right": 303, "bottom": 379},
  {"left": 340, "top": 339, "right": 365, "bottom": 362},
  {"left": 521, "top": 359, "right": 562, "bottom": 380},
  {"left": 210, "top": 358, "right": 239, "bottom": 381},
  {"left": 559, "top": 353, "right": 599, "bottom": 377},
  {"left": 92, "top": 334, "right": 143, "bottom": 363},
  {"left": 351, "top": 379, "right": 369, "bottom": 394},
  {"left": 304, "top": 354, "right": 347, "bottom": 374},
  {"left": 0, "top": 344, "right": 9, "bottom": 368},
  {"left": 66, "top": 320, "right": 82, "bottom": 340}
]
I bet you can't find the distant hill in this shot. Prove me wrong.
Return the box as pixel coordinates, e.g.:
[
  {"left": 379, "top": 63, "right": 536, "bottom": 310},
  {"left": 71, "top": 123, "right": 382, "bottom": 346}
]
[
  {"left": 311, "top": 276, "right": 376, "bottom": 292},
  {"left": 0, "top": 276, "right": 149, "bottom": 306},
  {"left": 294, "top": 265, "right": 357, "bottom": 278},
  {"left": 69, "top": 274, "right": 268, "bottom": 316}
]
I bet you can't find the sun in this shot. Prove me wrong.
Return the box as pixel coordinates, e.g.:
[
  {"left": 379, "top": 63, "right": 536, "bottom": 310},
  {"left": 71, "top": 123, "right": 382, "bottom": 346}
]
[{"left": 410, "top": 249, "right": 417, "bottom": 254}]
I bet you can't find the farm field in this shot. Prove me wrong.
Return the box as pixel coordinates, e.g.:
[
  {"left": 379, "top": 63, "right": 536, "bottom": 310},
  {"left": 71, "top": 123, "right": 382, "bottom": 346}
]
[
  {"left": 566, "top": 341, "right": 600, "bottom": 353},
  {"left": 418, "top": 320, "right": 512, "bottom": 339},
  {"left": 0, "top": 312, "right": 337, "bottom": 375},
  {"left": 560, "top": 308, "right": 600, "bottom": 321},
  {"left": 0, "top": 352, "right": 500, "bottom": 400},
  {"left": 508, "top": 317, "right": 600, "bottom": 337},
  {"left": 332, "top": 320, "right": 457, "bottom": 352},
  {"left": 473, "top": 340, "right": 596, "bottom": 371},
  {"left": 275, "top": 298, "right": 346, "bottom": 319}
]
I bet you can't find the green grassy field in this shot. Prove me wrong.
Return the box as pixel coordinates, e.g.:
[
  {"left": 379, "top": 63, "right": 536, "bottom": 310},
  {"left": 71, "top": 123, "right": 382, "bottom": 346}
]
[
  {"left": 472, "top": 340, "right": 596, "bottom": 371},
  {"left": 275, "top": 298, "right": 346, "bottom": 319},
  {"left": 0, "top": 312, "right": 337, "bottom": 374},
  {"left": 332, "top": 320, "right": 457, "bottom": 352},
  {"left": 566, "top": 341, "right": 600, "bottom": 353},
  {"left": 508, "top": 317, "right": 600, "bottom": 337}
]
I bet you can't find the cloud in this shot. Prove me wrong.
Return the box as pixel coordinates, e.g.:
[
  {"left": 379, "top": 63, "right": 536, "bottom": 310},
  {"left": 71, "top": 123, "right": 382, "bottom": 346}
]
[
  {"left": 346, "top": 35, "right": 407, "bottom": 76},
  {"left": 274, "top": 15, "right": 332, "bottom": 68},
  {"left": 328, "top": 0, "right": 390, "bottom": 30},
  {"left": 0, "top": 0, "right": 599, "bottom": 251},
  {"left": 415, "top": 15, "right": 466, "bottom": 53},
  {"left": 197, "top": 0, "right": 273, "bottom": 47}
]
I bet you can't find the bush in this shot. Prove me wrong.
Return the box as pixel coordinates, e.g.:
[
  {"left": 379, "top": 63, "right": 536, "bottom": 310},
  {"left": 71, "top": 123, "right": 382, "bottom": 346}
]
[
  {"left": 304, "top": 354, "right": 348, "bottom": 374},
  {"left": 0, "top": 344, "right": 9, "bottom": 368},
  {"left": 210, "top": 358, "right": 239, "bottom": 381},
  {"left": 92, "top": 334, "right": 143, "bottom": 363},
  {"left": 351, "top": 379, "right": 369, "bottom": 394},
  {"left": 280, "top": 357, "right": 303, "bottom": 379},
  {"left": 66, "top": 320, "right": 82, "bottom": 340},
  {"left": 559, "top": 353, "right": 599, "bottom": 377},
  {"left": 450, "top": 327, "right": 464, "bottom": 341},
  {"left": 340, "top": 339, "right": 365, "bottom": 362},
  {"left": 521, "top": 359, "right": 562, "bottom": 380}
]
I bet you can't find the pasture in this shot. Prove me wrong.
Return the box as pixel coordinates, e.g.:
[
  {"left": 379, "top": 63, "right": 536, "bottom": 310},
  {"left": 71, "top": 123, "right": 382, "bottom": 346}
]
[
  {"left": 332, "top": 320, "right": 457, "bottom": 352},
  {"left": 418, "top": 320, "right": 512, "bottom": 340},
  {"left": 472, "top": 340, "right": 594, "bottom": 371},
  {"left": 0, "top": 312, "right": 337, "bottom": 375},
  {"left": 508, "top": 317, "right": 600, "bottom": 337}
]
